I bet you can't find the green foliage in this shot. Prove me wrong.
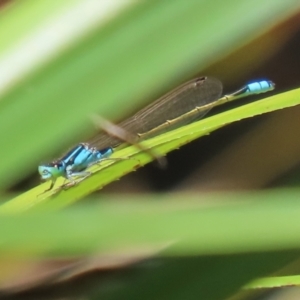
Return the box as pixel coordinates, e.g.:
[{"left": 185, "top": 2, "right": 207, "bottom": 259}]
[{"left": 0, "top": 1, "right": 300, "bottom": 299}]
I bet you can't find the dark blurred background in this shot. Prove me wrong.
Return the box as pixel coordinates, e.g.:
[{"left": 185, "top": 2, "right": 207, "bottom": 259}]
[{"left": 95, "top": 12, "right": 300, "bottom": 195}]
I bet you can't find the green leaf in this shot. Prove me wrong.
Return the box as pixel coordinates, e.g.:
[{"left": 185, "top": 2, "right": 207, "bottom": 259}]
[
  {"left": 2, "top": 87, "right": 300, "bottom": 212},
  {"left": 2, "top": 190, "right": 300, "bottom": 298},
  {"left": 1, "top": 190, "right": 300, "bottom": 255},
  {"left": 245, "top": 275, "right": 300, "bottom": 289}
]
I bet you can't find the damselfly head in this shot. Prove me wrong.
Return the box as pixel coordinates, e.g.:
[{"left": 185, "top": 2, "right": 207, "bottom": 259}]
[{"left": 38, "top": 161, "right": 64, "bottom": 180}]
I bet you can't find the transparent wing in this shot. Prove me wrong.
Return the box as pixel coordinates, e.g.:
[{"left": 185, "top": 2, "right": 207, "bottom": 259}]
[{"left": 90, "top": 76, "right": 222, "bottom": 149}]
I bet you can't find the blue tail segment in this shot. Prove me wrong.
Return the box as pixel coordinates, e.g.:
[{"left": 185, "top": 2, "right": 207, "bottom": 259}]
[
  {"left": 246, "top": 80, "right": 275, "bottom": 95},
  {"left": 229, "top": 80, "right": 275, "bottom": 99}
]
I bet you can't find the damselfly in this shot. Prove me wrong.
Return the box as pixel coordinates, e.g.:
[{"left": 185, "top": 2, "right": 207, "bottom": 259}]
[{"left": 38, "top": 76, "right": 274, "bottom": 192}]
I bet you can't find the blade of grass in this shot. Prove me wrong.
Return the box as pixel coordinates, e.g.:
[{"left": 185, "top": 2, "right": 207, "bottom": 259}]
[
  {"left": 245, "top": 275, "right": 300, "bottom": 289},
  {"left": 1, "top": 191, "right": 300, "bottom": 255},
  {"left": 1, "top": 87, "right": 300, "bottom": 212},
  {"left": 2, "top": 191, "right": 300, "bottom": 298}
]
